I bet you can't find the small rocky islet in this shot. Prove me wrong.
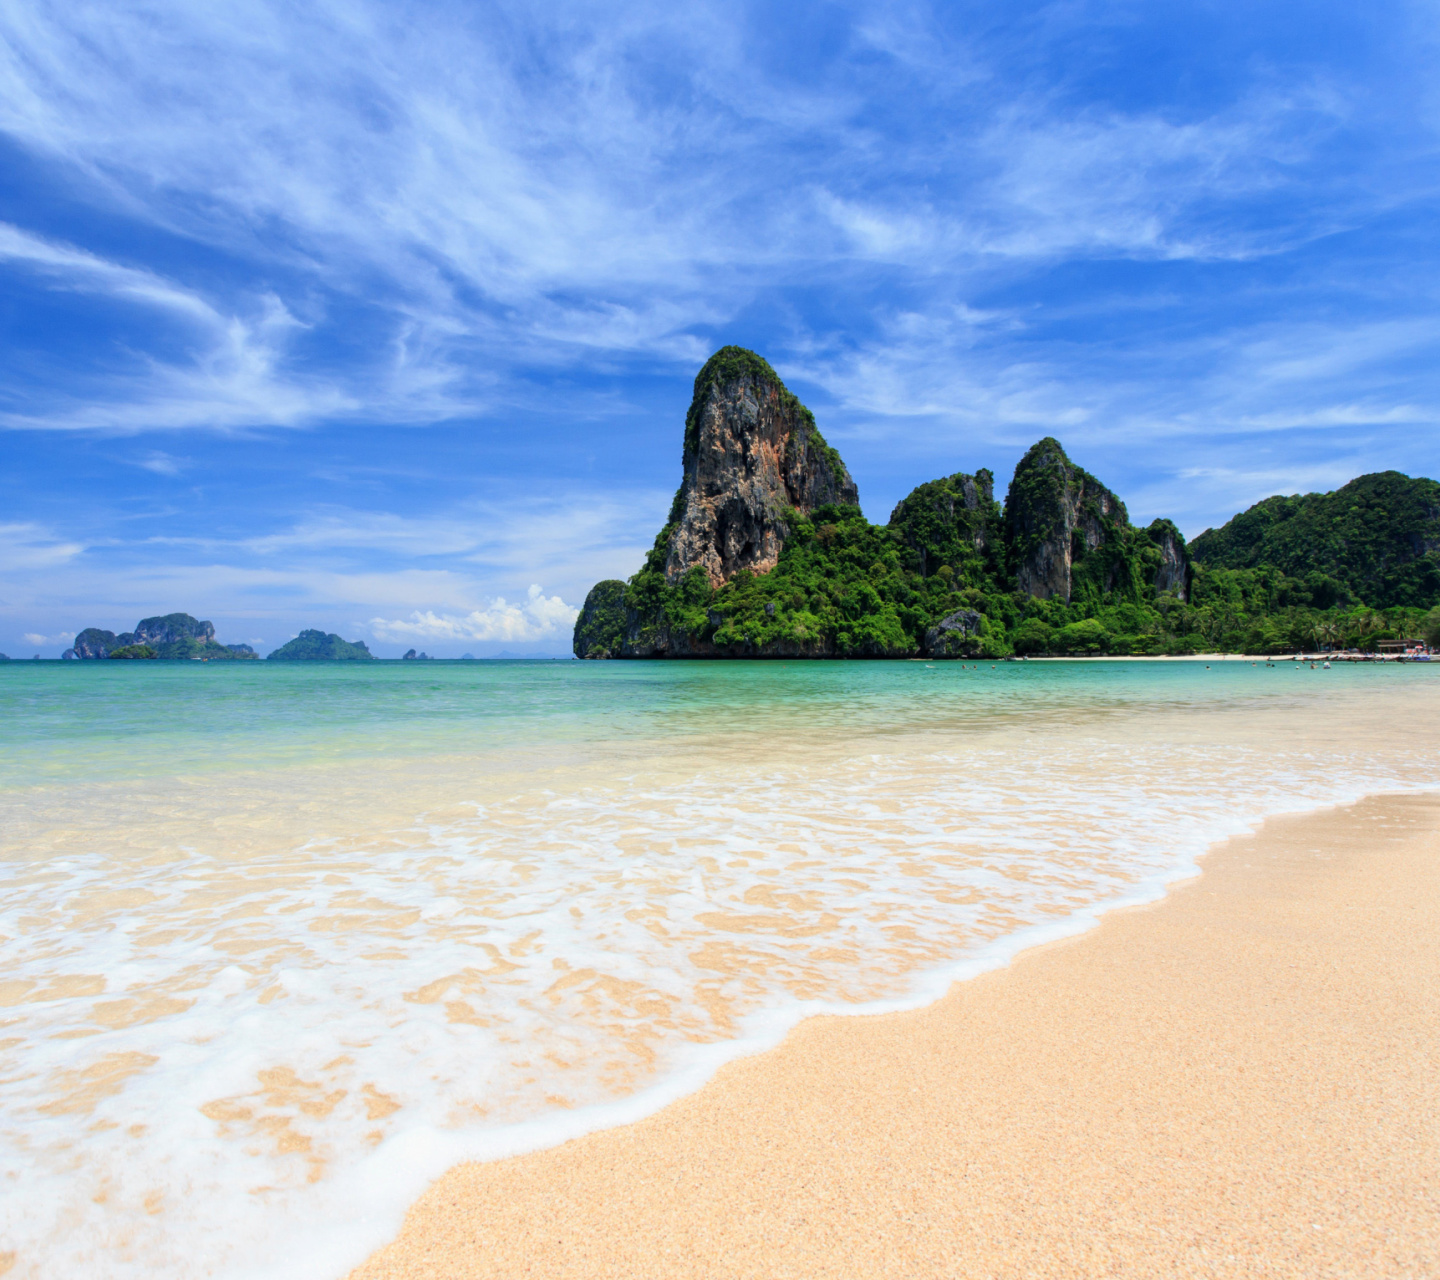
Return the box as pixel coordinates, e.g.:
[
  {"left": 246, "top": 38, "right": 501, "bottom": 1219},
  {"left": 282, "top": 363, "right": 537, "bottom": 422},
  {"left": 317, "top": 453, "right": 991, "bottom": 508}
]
[
  {"left": 574, "top": 346, "right": 1440, "bottom": 659},
  {"left": 64, "top": 617, "right": 374, "bottom": 661},
  {"left": 267, "top": 630, "right": 374, "bottom": 660},
  {"left": 68, "top": 614, "right": 259, "bottom": 661}
]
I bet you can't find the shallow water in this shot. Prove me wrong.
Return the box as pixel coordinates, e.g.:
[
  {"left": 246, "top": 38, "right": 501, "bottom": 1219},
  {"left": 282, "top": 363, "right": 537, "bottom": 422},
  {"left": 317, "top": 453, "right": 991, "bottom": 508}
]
[{"left": 1, "top": 659, "right": 1437, "bottom": 1278}]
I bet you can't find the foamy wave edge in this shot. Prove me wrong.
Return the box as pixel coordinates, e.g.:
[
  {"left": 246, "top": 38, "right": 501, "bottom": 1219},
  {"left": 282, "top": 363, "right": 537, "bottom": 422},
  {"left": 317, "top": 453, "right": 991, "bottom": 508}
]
[{"left": 265, "top": 777, "right": 1428, "bottom": 1280}]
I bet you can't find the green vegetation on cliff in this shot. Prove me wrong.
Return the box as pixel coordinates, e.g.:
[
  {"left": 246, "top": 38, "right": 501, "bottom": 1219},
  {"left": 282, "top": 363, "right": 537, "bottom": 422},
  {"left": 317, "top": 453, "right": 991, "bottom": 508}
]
[
  {"left": 1189, "top": 472, "right": 1440, "bottom": 609},
  {"left": 613, "top": 503, "right": 929, "bottom": 656},
  {"left": 266, "top": 630, "right": 375, "bottom": 660},
  {"left": 888, "top": 470, "right": 1005, "bottom": 587},
  {"left": 108, "top": 644, "right": 158, "bottom": 659},
  {"left": 71, "top": 615, "right": 257, "bottom": 660},
  {"left": 572, "top": 581, "right": 630, "bottom": 659},
  {"left": 579, "top": 474, "right": 1440, "bottom": 659},
  {"left": 579, "top": 484, "right": 1440, "bottom": 659},
  {"left": 574, "top": 349, "right": 1440, "bottom": 659}
]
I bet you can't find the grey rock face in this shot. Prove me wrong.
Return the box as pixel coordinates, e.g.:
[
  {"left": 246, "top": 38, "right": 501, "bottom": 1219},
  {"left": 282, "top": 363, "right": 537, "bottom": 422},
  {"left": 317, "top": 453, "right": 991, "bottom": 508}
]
[
  {"left": 1146, "top": 519, "right": 1191, "bottom": 602},
  {"left": 133, "top": 614, "right": 215, "bottom": 647},
  {"left": 72, "top": 628, "right": 133, "bottom": 659},
  {"left": 664, "top": 350, "right": 857, "bottom": 587},
  {"left": 71, "top": 614, "right": 256, "bottom": 659},
  {"left": 924, "top": 609, "right": 984, "bottom": 658},
  {"left": 1005, "top": 438, "right": 1128, "bottom": 602},
  {"left": 614, "top": 620, "right": 838, "bottom": 660}
]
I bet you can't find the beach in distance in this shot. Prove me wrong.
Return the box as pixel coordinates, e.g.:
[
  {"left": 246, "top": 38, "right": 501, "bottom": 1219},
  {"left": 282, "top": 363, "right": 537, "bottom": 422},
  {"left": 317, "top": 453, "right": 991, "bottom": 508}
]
[{"left": 1, "top": 658, "right": 1437, "bottom": 1279}]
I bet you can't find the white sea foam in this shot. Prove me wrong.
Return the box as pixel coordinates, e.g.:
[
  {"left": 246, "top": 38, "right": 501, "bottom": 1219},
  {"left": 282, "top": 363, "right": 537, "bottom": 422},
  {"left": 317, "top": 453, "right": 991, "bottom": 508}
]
[{"left": 0, "top": 670, "right": 1437, "bottom": 1278}]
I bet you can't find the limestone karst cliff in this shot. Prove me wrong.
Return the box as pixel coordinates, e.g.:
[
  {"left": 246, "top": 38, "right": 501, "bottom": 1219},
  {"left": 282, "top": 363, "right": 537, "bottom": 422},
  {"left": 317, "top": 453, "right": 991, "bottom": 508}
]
[
  {"left": 573, "top": 350, "right": 1193, "bottom": 659},
  {"left": 1146, "top": 519, "right": 1191, "bottom": 603},
  {"left": 575, "top": 347, "right": 1440, "bottom": 658},
  {"left": 1001, "top": 439, "right": 1192, "bottom": 605},
  {"left": 1004, "top": 438, "right": 1129, "bottom": 602},
  {"left": 663, "top": 347, "right": 858, "bottom": 587},
  {"left": 68, "top": 613, "right": 256, "bottom": 659},
  {"left": 888, "top": 469, "right": 1004, "bottom": 586}
]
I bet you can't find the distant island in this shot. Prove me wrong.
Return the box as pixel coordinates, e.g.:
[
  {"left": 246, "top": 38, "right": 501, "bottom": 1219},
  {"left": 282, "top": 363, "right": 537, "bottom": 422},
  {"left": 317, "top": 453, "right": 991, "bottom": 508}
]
[
  {"left": 67, "top": 614, "right": 257, "bottom": 660},
  {"left": 267, "top": 630, "right": 374, "bottom": 660},
  {"left": 574, "top": 347, "right": 1440, "bottom": 658},
  {"left": 63, "top": 617, "right": 379, "bottom": 661}
]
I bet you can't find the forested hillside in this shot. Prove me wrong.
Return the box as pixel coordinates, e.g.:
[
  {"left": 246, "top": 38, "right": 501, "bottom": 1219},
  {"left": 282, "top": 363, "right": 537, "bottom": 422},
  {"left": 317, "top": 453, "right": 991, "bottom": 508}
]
[
  {"left": 575, "top": 349, "right": 1440, "bottom": 658},
  {"left": 1189, "top": 472, "right": 1440, "bottom": 610}
]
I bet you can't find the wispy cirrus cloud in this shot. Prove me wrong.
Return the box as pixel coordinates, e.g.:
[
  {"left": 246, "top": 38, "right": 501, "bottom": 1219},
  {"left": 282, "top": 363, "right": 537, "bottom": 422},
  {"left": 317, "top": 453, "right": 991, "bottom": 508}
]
[
  {"left": 2, "top": 1, "right": 1438, "bottom": 652},
  {"left": 0, "top": 3, "right": 761, "bottom": 429},
  {"left": 230, "top": 490, "right": 668, "bottom": 592},
  {"left": 0, "top": 1, "right": 1391, "bottom": 435},
  {"left": 791, "top": 297, "right": 1440, "bottom": 436},
  {"left": 0, "top": 221, "right": 220, "bottom": 319},
  {"left": 0, "top": 222, "right": 355, "bottom": 431},
  {"left": 0, "top": 522, "right": 86, "bottom": 571},
  {"left": 134, "top": 450, "right": 187, "bottom": 476}
]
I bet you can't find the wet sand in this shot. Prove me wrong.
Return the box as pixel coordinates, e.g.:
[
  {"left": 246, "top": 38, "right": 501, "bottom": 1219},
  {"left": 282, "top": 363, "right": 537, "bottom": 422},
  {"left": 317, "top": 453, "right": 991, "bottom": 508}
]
[{"left": 351, "top": 792, "right": 1440, "bottom": 1279}]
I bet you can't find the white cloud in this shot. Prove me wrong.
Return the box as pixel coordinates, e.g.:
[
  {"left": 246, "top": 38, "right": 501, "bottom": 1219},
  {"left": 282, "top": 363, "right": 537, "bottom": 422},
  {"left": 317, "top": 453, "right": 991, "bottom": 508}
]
[
  {"left": 136, "top": 451, "right": 186, "bottom": 476},
  {"left": 369, "top": 585, "right": 579, "bottom": 644},
  {"left": 0, "top": 0, "right": 1434, "bottom": 639},
  {"left": 793, "top": 302, "right": 1440, "bottom": 459},
  {"left": 0, "top": 3, "right": 762, "bottom": 431},
  {"left": 136, "top": 488, "right": 668, "bottom": 602},
  {"left": 0, "top": 523, "right": 85, "bottom": 571},
  {"left": 0, "top": 2, "right": 1375, "bottom": 434},
  {"left": 0, "top": 223, "right": 355, "bottom": 432},
  {"left": 0, "top": 485, "right": 654, "bottom": 656},
  {"left": 0, "top": 221, "right": 222, "bottom": 321}
]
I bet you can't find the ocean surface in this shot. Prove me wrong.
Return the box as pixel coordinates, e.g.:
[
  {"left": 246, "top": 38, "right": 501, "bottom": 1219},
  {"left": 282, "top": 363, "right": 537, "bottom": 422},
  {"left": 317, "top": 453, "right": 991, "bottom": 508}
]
[{"left": 1, "top": 657, "right": 1437, "bottom": 1278}]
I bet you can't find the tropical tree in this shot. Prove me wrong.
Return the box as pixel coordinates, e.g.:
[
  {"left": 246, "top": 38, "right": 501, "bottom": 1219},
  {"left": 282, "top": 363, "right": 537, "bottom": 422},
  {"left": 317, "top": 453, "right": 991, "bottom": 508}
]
[{"left": 1421, "top": 607, "right": 1440, "bottom": 651}]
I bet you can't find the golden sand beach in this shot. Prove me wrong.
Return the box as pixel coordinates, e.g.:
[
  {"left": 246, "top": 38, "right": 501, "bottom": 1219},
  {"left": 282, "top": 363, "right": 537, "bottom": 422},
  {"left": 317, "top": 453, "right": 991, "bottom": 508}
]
[{"left": 352, "top": 792, "right": 1440, "bottom": 1279}]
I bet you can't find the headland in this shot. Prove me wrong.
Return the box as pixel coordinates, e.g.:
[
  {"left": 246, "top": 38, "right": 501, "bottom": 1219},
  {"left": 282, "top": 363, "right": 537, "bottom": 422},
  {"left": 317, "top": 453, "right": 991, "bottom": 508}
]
[{"left": 574, "top": 347, "right": 1440, "bottom": 661}]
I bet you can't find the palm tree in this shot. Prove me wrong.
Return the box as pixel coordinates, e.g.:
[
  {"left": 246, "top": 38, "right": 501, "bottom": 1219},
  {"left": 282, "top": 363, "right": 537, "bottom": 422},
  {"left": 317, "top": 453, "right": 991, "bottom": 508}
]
[{"left": 1345, "top": 611, "right": 1385, "bottom": 651}]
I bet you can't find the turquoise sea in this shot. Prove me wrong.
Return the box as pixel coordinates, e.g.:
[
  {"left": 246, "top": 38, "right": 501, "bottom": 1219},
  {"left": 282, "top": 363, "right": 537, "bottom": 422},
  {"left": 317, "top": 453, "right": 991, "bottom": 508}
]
[{"left": 2, "top": 658, "right": 1437, "bottom": 1279}]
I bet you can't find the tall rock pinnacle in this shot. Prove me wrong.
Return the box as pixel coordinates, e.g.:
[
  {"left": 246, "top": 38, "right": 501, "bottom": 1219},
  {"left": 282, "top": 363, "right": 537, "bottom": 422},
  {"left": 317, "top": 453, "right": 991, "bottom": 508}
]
[
  {"left": 662, "top": 347, "right": 858, "bottom": 586},
  {"left": 1005, "top": 437, "right": 1128, "bottom": 602}
]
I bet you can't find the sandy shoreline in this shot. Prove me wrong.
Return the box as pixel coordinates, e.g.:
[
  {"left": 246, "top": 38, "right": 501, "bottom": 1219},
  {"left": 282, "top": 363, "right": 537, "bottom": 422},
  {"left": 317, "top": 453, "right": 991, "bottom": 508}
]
[
  {"left": 352, "top": 793, "right": 1440, "bottom": 1279},
  {"left": 1013, "top": 653, "right": 1425, "bottom": 662}
]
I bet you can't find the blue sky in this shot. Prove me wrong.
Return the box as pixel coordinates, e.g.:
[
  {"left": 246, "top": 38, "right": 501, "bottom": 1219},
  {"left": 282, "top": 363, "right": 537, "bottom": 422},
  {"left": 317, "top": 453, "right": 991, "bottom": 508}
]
[{"left": 2, "top": 1, "right": 1439, "bottom": 657}]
